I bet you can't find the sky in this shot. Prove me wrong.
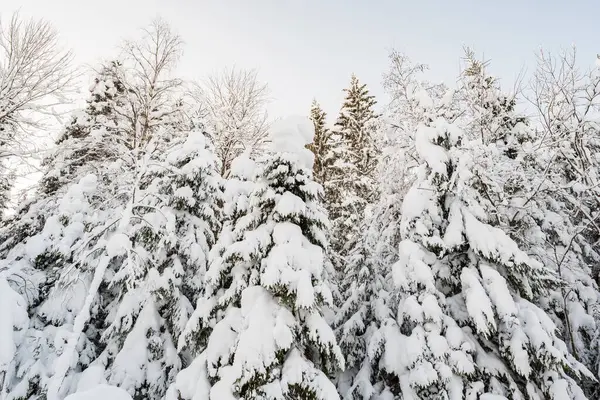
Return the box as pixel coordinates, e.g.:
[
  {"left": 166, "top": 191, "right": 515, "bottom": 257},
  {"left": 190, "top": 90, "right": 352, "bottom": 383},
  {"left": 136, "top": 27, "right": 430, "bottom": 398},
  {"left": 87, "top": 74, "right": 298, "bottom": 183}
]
[{"left": 4, "top": 0, "right": 600, "bottom": 121}]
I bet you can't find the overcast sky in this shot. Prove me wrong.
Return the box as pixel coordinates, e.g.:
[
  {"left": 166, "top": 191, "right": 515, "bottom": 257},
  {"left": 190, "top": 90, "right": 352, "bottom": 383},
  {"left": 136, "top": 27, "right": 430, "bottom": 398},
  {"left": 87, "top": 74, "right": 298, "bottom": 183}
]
[{"left": 5, "top": 0, "right": 600, "bottom": 120}]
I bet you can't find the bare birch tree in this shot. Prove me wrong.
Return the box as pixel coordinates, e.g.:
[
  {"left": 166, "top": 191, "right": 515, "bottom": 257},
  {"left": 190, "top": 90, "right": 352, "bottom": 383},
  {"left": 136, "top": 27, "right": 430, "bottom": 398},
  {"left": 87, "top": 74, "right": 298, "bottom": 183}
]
[
  {"left": 110, "top": 18, "right": 185, "bottom": 150},
  {"left": 191, "top": 67, "right": 270, "bottom": 176},
  {"left": 0, "top": 12, "right": 76, "bottom": 213},
  {"left": 0, "top": 13, "right": 76, "bottom": 137}
]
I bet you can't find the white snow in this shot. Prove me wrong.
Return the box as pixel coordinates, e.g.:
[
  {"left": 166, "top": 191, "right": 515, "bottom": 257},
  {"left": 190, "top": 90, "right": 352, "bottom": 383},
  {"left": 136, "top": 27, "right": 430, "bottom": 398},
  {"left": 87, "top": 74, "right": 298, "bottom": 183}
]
[
  {"left": 47, "top": 256, "right": 111, "bottom": 400},
  {"left": 269, "top": 115, "right": 315, "bottom": 169},
  {"left": 413, "top": 87, "right": 434, "bottom": 109},
  {"left": 0, "top": 277, "right": 29, "bottom": 370},
  {"left": 415, "top": 123, "right": 450, "bottom": 177},
  {"left": 64, "top": 385, "right": 133, "bottom": 400},
  {"left": 274, "top": 191, "right": 306, "bottom": 218},
  {"left": 174, "top": 186, "right": 196, "bottom": 206},
  {"left": 75, "top": 365, "right": 108, "bottom": 392},
  {"left": 167, "top": 354, "right": 211, "bottom": 400},
  {"left": 461, "top": 268, "right": 496, "bottom": 336},
  {"left": 106, "top": 232, "right": 132, "bottom": 258},
  {"left": 229, "top": 152, "right": 256, "bottom": 180},
  {"left": 479, "top": 263, "right": 517, "bottom": 318},
  {"left": 166, "top": 131, "right": 208, "bottom": 164}
]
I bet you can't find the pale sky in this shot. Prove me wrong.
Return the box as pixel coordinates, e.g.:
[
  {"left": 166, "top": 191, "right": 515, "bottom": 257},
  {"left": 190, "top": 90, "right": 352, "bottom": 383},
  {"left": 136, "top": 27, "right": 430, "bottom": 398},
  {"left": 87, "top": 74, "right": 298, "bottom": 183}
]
[{"left": 5, "top": 0, "right": 600, "bottom": 121}]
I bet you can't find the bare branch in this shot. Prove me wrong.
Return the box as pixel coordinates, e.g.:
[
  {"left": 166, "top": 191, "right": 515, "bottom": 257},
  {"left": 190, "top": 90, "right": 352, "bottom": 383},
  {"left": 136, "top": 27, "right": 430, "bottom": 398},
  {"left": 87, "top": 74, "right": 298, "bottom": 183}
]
[
  {"left": 119, "top": 18, "right": 185, "bottom": 148},
  {"left": 190, "top": 66, "right": 270, "bottom": 176},
  {"left": 0, "top": 12, "right": 77, "bottom": 133}
]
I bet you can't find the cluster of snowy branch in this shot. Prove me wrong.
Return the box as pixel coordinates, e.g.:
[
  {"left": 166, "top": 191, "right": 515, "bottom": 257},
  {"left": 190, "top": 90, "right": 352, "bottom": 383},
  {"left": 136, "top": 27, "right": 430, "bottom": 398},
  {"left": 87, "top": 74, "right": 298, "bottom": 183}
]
[{"left": 1, "top": 13, "right": 600, "bottom": 400}]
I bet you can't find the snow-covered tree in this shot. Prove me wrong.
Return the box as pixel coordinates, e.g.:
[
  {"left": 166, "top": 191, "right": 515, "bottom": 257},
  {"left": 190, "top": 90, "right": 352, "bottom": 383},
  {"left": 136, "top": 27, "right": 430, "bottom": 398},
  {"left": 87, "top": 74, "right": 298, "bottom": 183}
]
[
  {"left": 306, "top": 99, "right": 332, "bottom": 187},
  {"left": 38, "top": 61, "right": 128, "bottom": 197},
  {"left": 335, "top": 234, "right": 394, "bottom": 400},
  {"left": 494, "top": 49, "right": 600, "bottom": 396},
  {"left": 171, "top": 117, "right": 344, "bottom": 400},
  {"left": 529, "top": 49, "right": 600, "bottom": 261},
  {"left": 0, "top": 66, "right": 130, "bottom": 399},
  {"left": 458, "top": 49, "right": 527, "bottom": 147},
  {"left": 335, "top": 147, "right": 414, "bottom": 399},
  {"left": 458, "top": 52, "right": 600, "bottom": 398},
  {"left": 0, "top": 12, "right": 76, "bottom": 132},
  {"left": 381, "top": 50, "right": 451, "bottom": 191},
  {"left": 110, "top": 19, "right": 186, "bottom": 149},
  {"left": 0, "top": 20, "right": 205, "bottom": 399},
  {"left": 175, "top": 151, "right": 258, "bottom": 360},
  {"left": 327, "top": 75, "right": 380, "bottom": 255},
  {"left": 40, "top": 125, "right": 222, "bottom": 400},
  {"left": 335, "top": 54, "right": 456, "bottom": 400},
  {"left": 387, "top": 87, "right": 593, "bottom": 399}
]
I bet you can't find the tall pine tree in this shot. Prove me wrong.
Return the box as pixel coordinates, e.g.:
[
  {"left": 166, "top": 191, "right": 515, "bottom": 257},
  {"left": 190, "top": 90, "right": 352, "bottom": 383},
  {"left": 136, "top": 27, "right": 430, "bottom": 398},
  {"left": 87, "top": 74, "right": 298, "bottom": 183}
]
[
  {"left": 328, "top": 75, "right": 380, "bottom": 256},
  {"left": 306, "top": 99, "right": 332, "bottom": 187}
]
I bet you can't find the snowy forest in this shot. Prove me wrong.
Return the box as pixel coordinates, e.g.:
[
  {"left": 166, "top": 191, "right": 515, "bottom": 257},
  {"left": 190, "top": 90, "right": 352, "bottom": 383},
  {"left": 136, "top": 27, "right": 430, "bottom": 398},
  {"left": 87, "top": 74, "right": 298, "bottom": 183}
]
[{"left": 1, "top": 12, "right": 600, "bottom": 400}]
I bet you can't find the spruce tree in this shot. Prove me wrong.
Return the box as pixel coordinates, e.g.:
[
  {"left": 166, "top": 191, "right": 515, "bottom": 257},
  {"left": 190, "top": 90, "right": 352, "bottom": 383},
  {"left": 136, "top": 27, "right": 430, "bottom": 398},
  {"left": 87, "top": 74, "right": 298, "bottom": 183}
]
[
  {"left": 335, "top": 235, "right": 394, "bottom": 399},
  {"left": 328, "top": 75, "right": 380, "bottom": 255},
  {"left": 0, "top": 47, "right": 214, "bottom": 398},
  {"left": 39, "top": 61, "right": 129, "bottom": 197},
  {"left": 42, "top": 126, "right": 222, "bottom": 400},
  {"left": 0, "top": 62, "right": 129, "bottom": 256},
  {"left": 335, "top": 161, "right": 411, "bottom": 399},
  {"left": 175, "top": 151, "right": 258, "bottom": 359},
  {"left": 0, "top": 66, "right": 131, "bottom": 399},
  {"left": 306, "top": 99, "right": 332, "bottom": 187},
  {"left": 171, "top": 117, "right": 344, "bottom": 400},
  {"left": 0, "top": 21, "right": 197, "bottom": 399},
  {"left": 389, "top": 87, "right": 592, "bottom": 399}
]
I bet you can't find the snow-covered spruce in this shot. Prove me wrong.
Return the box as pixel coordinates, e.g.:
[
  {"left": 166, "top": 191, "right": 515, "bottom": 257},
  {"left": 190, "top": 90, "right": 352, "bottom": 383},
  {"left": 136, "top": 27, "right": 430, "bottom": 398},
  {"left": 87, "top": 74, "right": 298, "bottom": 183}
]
[
  {"left": 177, "top": 151, "right": 258, "bottom": 357},
  {"left": 0, "top": 66, "right": 131, "bottom": 399},
  {"left": 327, "top": 75, "right": 380, "bottom": 257},
  {"left": 39, "top": 61, "right": 129, "bottom": 197},
  {"left": 170, "top": 116, "right": 344, "bottom": 400},
  {"left": 335, "top": 236, "right": 394, "bottom": 400},
  {"left": 307, "top": 99, "right": 333, "bottom": 189},
  {"left": 0, "top": 121, "right": 221, "bottom": 400},
  {"left": 44, "top": 128, "right": 223, "bottom": 400},
  {"left": 380, "top": 88, "right": 593, "bottom": 399},
  {"left": 0, "top": 62, "right": 129, "bottom": 259},
  {"left": 335, "top": 160, "right": 411, "bottom": 399}
]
